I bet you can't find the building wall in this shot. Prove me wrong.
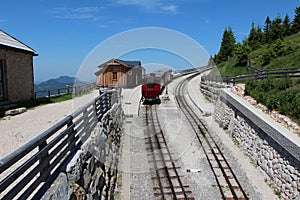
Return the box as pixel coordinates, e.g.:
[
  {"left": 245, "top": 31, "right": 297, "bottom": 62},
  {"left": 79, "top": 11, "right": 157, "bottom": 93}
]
[
  {"left": 96, "top": 62, "right": 144, "bottom": 88},
  {"left": 0, "top": 48, "right": 34, "bottom": 102},
  {"left": 104, "top": 65, "right": 127, "bottom": 87},
  {"left": 96, "top": 73, "right": 103, "bottom": 87},
  {"left": 126, "top": 66, "right": 143, "bottom": 88}
]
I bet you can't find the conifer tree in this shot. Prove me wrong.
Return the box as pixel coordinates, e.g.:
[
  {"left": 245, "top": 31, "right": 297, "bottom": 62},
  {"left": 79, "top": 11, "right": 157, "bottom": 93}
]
[
  {"left": 215, "top": 27, "right": 236, "bottom": 63},
  {"left": 282, "top": 14, "right": 291, "bottom": 37},
  {"left": 269, "top": 16, "right": 283, "bottom": 40},
  {"left": 291, "top": 7, "right": 300, "bottom": 34},
  {"left": 263, "top": 16, "right": 272, "bottom": 43},
  {"left": 248, "top": 22, "right": 264, "bottom": 49},
  {"left": 234, "top": 43, "right": 251, "bottom": 66}
]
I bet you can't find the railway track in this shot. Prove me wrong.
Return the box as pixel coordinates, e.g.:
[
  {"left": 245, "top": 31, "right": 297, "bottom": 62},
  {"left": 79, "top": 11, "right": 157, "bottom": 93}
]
[
  {"left": 175, "top": 73, "right": 249, "bottom": 200},
  {"left": 143, "top": 105, "right": 194, "bottom": 200}
]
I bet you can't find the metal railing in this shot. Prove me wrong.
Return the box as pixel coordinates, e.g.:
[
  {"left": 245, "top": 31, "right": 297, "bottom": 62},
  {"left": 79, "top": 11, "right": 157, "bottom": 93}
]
[
  {"left": 202, "top": 67, "right": 300, "bottom": 84},
  {"left": 0, "top": 90, "right": 118, "bottom": 199}
]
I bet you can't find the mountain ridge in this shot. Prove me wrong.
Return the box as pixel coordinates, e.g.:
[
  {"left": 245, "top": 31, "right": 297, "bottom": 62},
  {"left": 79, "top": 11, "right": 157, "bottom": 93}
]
[{"left": 34, "top": 75, "right": 77, "bottom": 92}]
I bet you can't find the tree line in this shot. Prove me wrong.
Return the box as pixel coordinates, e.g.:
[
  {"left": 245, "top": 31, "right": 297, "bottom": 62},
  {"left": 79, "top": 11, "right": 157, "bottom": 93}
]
[{"left": 214, "top": 6, "right": 300, "bottom": 67}]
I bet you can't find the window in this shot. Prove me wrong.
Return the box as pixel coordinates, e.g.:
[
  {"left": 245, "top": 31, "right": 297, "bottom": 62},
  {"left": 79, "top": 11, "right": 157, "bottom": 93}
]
[{"left": 112, "top": 72, "right": 117, "bottom": 80}]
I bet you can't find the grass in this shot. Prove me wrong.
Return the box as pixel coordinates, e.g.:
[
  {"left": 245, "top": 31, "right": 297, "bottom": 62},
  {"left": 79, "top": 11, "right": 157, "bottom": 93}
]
[
  {"left": 215, "top": 60, "right": 248, "bottom": 76},
  {"left": 217, "top": 33, "right": 300, "bottom": 75},
  {"left": 15, "top": 93, "right": 73, "bottom": 110},
  {"left": 49, "top": 93, "right": 73, "bottom": 103},
  {"left": 251, "top": 34, "right": 300, "bottom": 69}
]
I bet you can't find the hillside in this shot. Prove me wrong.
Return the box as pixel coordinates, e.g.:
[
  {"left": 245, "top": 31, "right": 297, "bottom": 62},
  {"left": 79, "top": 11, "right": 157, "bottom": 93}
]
[
  {"left": 34, "top": 76, "right": 76, "bottom": 92},
  {"left": 217, "top": 33, "right": 300, "bottom": 75}
]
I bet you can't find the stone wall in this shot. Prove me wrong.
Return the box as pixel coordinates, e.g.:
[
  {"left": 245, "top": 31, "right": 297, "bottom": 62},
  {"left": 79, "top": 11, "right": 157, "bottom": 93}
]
[
  {"left": 41, "top": 102, "right": 123, "bottom": 200},
  {"left": 201, "top": 80, "right": 300, "bottom": 199},
  {"left": 199, "top": 81, "right": 228, "bottom": 101}
]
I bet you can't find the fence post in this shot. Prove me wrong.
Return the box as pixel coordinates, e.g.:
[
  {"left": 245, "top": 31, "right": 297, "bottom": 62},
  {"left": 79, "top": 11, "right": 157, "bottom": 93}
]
[
  {"left": 66, "top": 85, "right": 70, "bottom": 94},
  {"left": 39, "top": 141, "right": 50, "bottom": 178},
  {"left": 67, "top": 118, "right": 76, "bottom": 148},
  {"left": 47, "top": 90, "right": 50, "bottom": 98}
]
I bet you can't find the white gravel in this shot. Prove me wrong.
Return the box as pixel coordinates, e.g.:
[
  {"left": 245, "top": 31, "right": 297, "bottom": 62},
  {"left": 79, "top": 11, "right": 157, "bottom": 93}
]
[{"left": 0, "top": 90, "right": 100, "bottom": 159}]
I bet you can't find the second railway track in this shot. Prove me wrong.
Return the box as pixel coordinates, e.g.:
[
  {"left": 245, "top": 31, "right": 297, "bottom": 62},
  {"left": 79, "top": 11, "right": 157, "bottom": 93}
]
[
  {"left": 175, "top": 73, "right": 249, "bottom": 200},
  {"left": 143, "top": 105, "right": 194, "bottom": 200}
]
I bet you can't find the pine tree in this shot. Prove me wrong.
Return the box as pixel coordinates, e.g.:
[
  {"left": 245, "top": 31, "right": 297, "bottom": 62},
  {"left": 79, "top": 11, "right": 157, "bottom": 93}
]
[
  {"left": 263, "top": 16, "right": 272, "bottom": 43},
  {"left": 282, "top": 14, "right": 291, "bottom": 37},
  {"left": 291, "top": 7, "right": 300, "bottom": 34},
  {"left": 216, "top": 27, "right": 236, "bottom": 63},
  {"left": 208, "top": 55, "right": 215, "bottom": 67},
  {"left": 248, "top": 22, "right": 264, "bottom": 50},
  {"left": 269, "top": 16, "right": 283, "bottom": 40},
  {"left": 234, "top": 43, "right": 251, "bottom": 66}
]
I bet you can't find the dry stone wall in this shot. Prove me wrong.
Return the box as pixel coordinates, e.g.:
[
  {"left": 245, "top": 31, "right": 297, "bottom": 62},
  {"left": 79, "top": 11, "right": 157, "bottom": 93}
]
[
  {"left": 41, "top": 103, "right": 123, "bottom": 200},
  {"left": 201, "top": 80, "right": 300, "bottom": 199},
  {"left": 199, "top": 81, "right": 227, "bottom": 101}
]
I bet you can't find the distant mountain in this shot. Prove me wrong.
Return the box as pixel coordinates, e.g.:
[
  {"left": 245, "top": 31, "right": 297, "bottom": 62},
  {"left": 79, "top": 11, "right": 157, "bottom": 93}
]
[{"left": 34, "top": 76, "right": 77, "bottom": 92}]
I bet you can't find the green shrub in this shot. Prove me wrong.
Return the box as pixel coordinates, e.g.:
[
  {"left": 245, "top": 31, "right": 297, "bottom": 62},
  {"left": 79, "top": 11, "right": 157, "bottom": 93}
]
[{"left": 245, "top": 78, "right": 300, "bottom": 122}]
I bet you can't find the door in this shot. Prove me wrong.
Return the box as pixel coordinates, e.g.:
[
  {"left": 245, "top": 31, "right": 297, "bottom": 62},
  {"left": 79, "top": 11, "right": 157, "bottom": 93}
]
[{"left": 0, "top": 61, "right": 4, "bottom": 101}]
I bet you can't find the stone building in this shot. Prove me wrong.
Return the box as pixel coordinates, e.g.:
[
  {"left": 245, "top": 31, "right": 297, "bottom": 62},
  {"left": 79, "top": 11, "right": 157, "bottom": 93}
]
[
  {"left": 0, "top": 29, "right": 37, "bottom": 108},
  {"left": 95, "top": 58, "right": 144, "bottom": 88}
]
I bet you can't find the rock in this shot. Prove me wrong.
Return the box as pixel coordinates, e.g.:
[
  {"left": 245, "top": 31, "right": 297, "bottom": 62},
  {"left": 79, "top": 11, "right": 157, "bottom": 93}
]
[
  {"left": 277, "top": 179, "right": 282, "bottom": 187},
  {"left": 264, "top": 152, "right": 270, "bottom": 160},
  {"left": 5, "top": 107, "right": 27, "bottom": 116},
  {"left": 292, "top": 181, "right": 297, "bottom": 188},
  {"left": 285, "top": 183, "right": 291, "bottom": 190},
  {"left": 269, "top": 151, "right": 274, "bottom": 160},
  {"left": 287, "top": 165, "right": 295, "bottom": 174},
  {"left": 272, "top": 158, "right": 278, "bottom": 165},
  {"left": 267, "top": 160, "right": 273, "bottom": 168},
  {"left": 260, "top": 160, "right": 268, "bottom": 170},
  {"left": 75, "top": 186, "right": 85, "bottom": 200},
  {"left": 291, "top": 174, "right": 298, "bottom": 181}
]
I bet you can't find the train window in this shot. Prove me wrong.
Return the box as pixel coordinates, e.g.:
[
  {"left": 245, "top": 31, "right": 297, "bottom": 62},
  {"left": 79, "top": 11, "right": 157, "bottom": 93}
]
[{"left": 112, "top": 72, "right": 117, "bottom": 80}]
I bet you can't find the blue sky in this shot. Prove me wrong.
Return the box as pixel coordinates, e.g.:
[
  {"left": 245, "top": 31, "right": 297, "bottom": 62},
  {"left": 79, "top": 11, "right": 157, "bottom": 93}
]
[{"left": 0, "top": 0, "right": 299, "bottom": 82}]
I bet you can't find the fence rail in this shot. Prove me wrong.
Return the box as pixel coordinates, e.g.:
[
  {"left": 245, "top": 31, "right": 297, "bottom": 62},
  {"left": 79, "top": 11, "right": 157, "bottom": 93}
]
[
  {"left": 34, "top": 82, "right": 96, "bottom": 99},
  {"left": 0, "top": 90, "right": 118, "bottom": 199},
  {"left": 202, "top": 67, "right": 300, "bottom": 84}
]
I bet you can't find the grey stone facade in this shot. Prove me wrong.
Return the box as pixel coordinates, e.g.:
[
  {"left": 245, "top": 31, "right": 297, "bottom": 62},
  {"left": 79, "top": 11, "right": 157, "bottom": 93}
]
[{"left": 0, "top": 48, "right": 35, "bottom": 102}]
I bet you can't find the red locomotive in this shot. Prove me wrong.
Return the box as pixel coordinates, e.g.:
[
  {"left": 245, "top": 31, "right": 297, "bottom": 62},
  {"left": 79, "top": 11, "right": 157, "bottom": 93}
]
[{"left": 141, "top": 69, "right": 172, "bottom": 105}]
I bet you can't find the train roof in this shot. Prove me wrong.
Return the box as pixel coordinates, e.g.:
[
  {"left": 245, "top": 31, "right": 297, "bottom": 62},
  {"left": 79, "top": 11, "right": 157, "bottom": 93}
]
[{"left": 147, "top": 68, "right": 172, "bottom": 78}]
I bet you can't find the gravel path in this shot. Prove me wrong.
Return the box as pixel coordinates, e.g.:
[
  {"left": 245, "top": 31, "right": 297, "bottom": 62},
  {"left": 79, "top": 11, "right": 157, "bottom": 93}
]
[{"left": 0, "top": 90, "right": 100, "bottom": 159}]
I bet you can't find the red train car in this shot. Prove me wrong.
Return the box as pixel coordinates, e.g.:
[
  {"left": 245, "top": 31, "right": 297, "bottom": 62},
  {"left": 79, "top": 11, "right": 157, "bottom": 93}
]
[{"left": 141, "top": 69, "right": 172, "bottom": 105}]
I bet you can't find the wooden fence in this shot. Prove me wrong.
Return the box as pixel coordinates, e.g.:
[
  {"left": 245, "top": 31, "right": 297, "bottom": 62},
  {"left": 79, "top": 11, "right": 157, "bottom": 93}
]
[
  {"left": 34, "top": 82, "right": 96, "bottom": 99},
  {"left": 202, "top": 67, "right": 300, "bottom": 84},
  {"left": 0, "top": 89, "right": 118, "bottom": 199}
]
